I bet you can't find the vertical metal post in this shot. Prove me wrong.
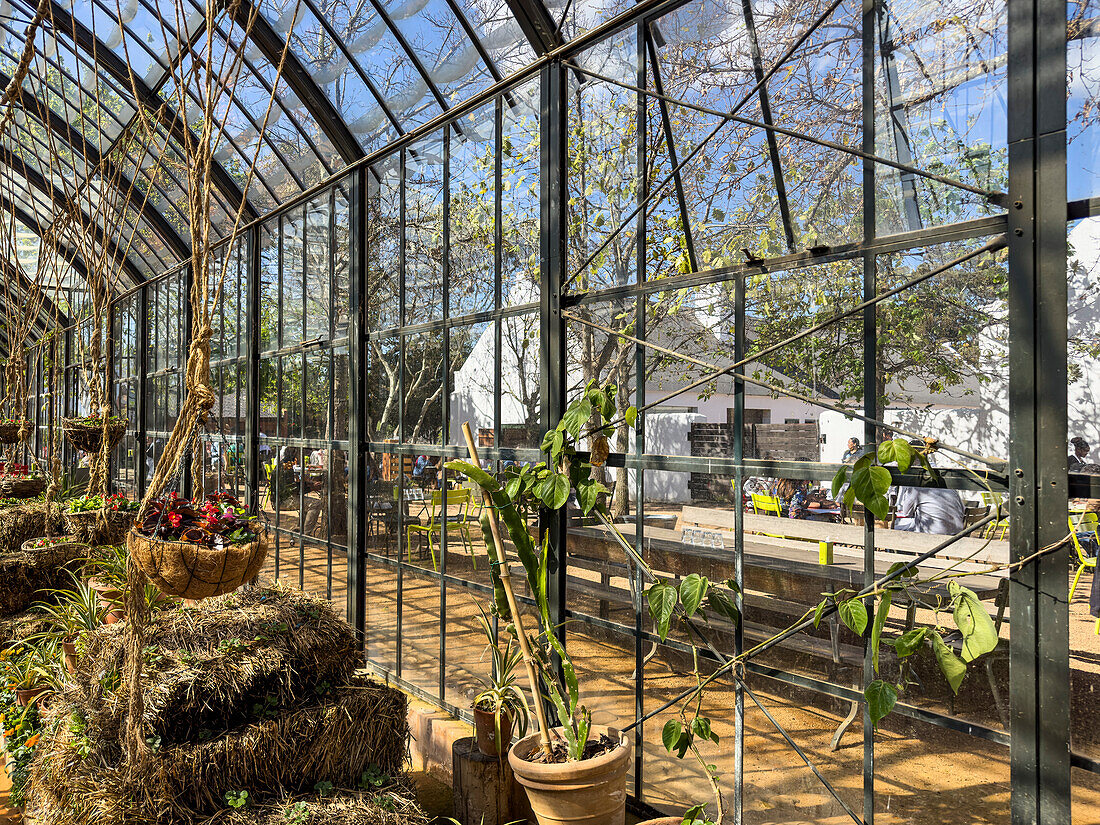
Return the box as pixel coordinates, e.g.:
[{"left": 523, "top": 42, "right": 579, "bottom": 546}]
[
  {"left": 440, "top": 124, "right": 451, "bottom": 702},
  {"left": 137, "top": 284, "right": 149, "bottom": 497},
  {"left": 540, "top": 60, "right": 569, "bottom": 656},
  {"left": 633, "top": 21, "right": 647, "bottom": 800},
  {"left": 347, "top": 167, "right": 369, "bottom": 639},
  {"left": 861, "top": 0, "right": 877, "bottom": 818},
  {"left": 733, "top": 270, "right": 745, "bottom": 825},
  {"left": 1007, "top": 0, "right": 1069, "bottom": 820},
  {"left": 247, "top": 227, "right": 262, "bottom": 521},
  {"left": 104, "top": 297, "right": 115, "bottom": 488}
]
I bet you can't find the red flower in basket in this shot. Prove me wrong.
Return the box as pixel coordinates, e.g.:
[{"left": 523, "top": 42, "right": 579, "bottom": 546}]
[{"left": 168, "top": 512, "right": 183, "bottom": 529}]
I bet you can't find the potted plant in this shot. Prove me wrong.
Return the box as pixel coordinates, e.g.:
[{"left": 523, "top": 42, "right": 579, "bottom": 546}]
[
  {"left": 128, "top": 492, "right": 268, "bottom": 600},
  {"left": 447, "top": 384, "right": 643, "bottom": 825},
  {"left": 87, "top": 543, "right": 175, "bottom": 623},
  {"left": 0, "top": 642, "right": 60, "bottom": 707},
  {"left": 27, "top": 573, "right": 106, "bottom": 674},
  {"left": 0, "top": 681, "right": 44, "bottom": 808},
  {"left": 472, "top": 605, "right": 530, "bottom": 757}
]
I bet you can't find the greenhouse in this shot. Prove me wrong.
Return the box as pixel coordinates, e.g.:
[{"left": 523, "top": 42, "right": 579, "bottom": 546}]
[{"left": 0, "top": 0, "right": 1095, "bottom": 822}]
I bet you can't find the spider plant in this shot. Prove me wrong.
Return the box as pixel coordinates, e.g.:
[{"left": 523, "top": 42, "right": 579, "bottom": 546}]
[
  {"left": 473, "top": 604, "right": 531, "bottom": 747},
  {"left": 26, "top": 573, "right": 105, "bottom": 644}
]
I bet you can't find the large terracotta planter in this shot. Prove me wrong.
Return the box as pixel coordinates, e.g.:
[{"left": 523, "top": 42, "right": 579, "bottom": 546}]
[
  {"left": 473, "top": 705, "right": 514, "bottom": 757},
  {"left": 88, "top": 577, "right": 123, "bottom": 623},
  {"left": 508, "top": 726, "right": 631, "bottom": 825}
]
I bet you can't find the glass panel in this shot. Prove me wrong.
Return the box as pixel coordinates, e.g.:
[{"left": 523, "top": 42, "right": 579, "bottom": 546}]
[
  {"left": 406, "top": 138, "right": 445, "bottom": 323},
  {"left": 449, "top": 105, "right": 497, "bottom": 317}
]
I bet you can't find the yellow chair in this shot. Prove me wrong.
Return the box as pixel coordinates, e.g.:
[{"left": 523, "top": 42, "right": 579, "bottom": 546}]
[
  {"left": 751, "top": 492, "right": 782, "bottom": 517},
  {"left": 1070, "top": 513, "right": 1099, "bottom": 603},
  {"left": 406, "top": 488, "right": 480, "bottom": 570},
  {"left": 980, "top": 491, "right": 1009, "bottom": 540}
]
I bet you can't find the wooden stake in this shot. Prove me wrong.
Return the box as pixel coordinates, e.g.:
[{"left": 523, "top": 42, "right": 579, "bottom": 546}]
[{"left": 461, "top": 422, "right": 554, "bottom": 757}]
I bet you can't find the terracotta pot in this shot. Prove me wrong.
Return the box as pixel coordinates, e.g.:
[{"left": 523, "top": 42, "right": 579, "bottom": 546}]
[
  {"left": 473, "top": 705, "right": 514, "bottom": 757},
  {"left": 508, "top": 726, "right": 631, "bottom": 825},
  {"left": 635, "top": 819, "right": 681, "bottom": 824},
  {"left": 16, "top": 685, "right": 48, "bottom": 707},
  {"left": 63, "top": 635, "right": 79, "bottom": 676},
  {"left": 88, "top": 577, "right": 123, "bottom": 623}
]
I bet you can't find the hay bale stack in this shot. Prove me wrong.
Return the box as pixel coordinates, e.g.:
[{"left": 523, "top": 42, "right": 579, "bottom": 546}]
[
  {"left": 75, "top": 586, "right": 361, "bottom": 745},
  {"left": 26, "top": 585, "right": 421, "bottom": 825}
]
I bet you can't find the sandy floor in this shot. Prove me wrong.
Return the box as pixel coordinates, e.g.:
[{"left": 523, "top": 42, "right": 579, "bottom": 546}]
[{"left": 257, "top": 507, "right": 1100, "bottom": 824}]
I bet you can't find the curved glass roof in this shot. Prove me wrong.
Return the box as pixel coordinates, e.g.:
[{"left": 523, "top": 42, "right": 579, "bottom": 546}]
[{"left": 0, "top": 0, "right": 551, "bottom": 287}]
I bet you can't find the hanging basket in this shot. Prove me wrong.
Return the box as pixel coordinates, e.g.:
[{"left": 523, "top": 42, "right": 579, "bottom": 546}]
[
  {"left": 61, "top": 417, "right": 128, "bottom": 453},
  {"left": 19, "top": 535, "right": 90, "bottom": 562},
  {"left": 126, "top": 527, "right": 269, "bottom": 600},
  {"left": 0, "top": 476, "right": 46, "bottom": 498},
  {"left": 0, "top": 420, "right": 31, "bottom": 445}
]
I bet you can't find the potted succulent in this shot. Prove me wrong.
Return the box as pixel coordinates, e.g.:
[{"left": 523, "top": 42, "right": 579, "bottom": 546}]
[
  {"left": 472, "top": 606, "right": 530, "bottom": 757},
  {"left": 61, "top": 413, "right": 128, "bottom": 454},
  {"left": 447, "top": 384, "right": 643, "bottom": 825},
  {"left": 128, "top": 492, "right": 268, "bottom": 600}
]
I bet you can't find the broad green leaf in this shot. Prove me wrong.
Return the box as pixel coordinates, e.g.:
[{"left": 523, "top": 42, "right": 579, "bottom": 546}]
[
  {"left": 576, "top": 479, "right": 606, "bottom": 515},
  {"left": 877, "top": 439, "right": 898, "bottom": 465},
  {"left": 831, "top": 467, "right": 848, "bottom": 499},
  {"left": 853, "top": 454, "right": 872, "bottom": 473},
  {"left": 706, "top": 588, "right": 740, "bottom": 626},
  {"left": 692, "top": 716, "right": 718, "bottom": 744},
  {"left": 893, "top": 627, "right": 928, "bottom": 657},
  {"left": 662, "top": 719, "right": 682, "bottom": 753},
  {"left": 850, "top": 467, "right": 877, "bottom": 507},
  {"left": 867, "top": 465, "right": 893, "bottom": 495},
  {"left": 892, "top": 439, "right": 914, "bottom": 473},
  {"left": 813, "top": 598, "right": 828, "bottom": 628},
  {"left": 538, "top": 472, "right": 570, "bottom": 510},
  {"left": 865, "top": 493, "right": 890, "bottom": 522},
  {"left": 647, "top": 582, "right": 678, "bottom": 642},
  {"left": 561, "top": 397, "right": 593, "bottom": 439},
  {"left": 950, "top": 582, "right": 1000, "bottom": 662},
  {"left": 870, "top": 592, "right": 892, "bottom": 673},
  {"left": 680, "top": 574, "right": 709, "bottom": 617},
  {"left": 838, "top": 598, "right": 869, "bottom": 636},
  {"left": 625, "top": 406, "right": 638, "bottom": 427},
  {"left": 931, "top": 632, "right": 967, "bottom": 694},
  {"left": 478, "top": 511, "right": 510, "bottom": 619},
  {"left": 864, "top": 679, "right": 898, "bottom": 727}
]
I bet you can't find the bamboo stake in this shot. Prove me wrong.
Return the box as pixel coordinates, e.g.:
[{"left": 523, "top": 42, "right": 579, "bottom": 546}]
[{"left": 461, "top": 421, "right": 554, "bottom": 757}]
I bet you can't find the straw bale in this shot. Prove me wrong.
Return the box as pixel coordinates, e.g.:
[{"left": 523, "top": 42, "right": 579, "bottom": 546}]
[
  {"left": 74, "top": 585, "right": 361, "bottom": 744},
  {"left": 0, "top": 607, "right": 52, "bottom": 647},
  {"left": 159, "top": 676, "right": 408, "bottom": 815},
  {"left": 0, "top": 539, "right": 86, "bottom": 616},
  {"left": 0, "top": 499, "right": 64, "bottom": 554}
]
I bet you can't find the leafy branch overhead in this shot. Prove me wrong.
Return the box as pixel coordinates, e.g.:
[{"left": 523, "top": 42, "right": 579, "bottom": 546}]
[{"left": 830, "top": 437, "right": 937, "bottom": 521}]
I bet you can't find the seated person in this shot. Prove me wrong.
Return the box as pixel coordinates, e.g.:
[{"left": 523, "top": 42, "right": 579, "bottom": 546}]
[
  {"left": 773, "top": 478, "right": 836, "bottom": 519},
  {"left": 892, "top": 486, "right": 964, "bottom": 535}
]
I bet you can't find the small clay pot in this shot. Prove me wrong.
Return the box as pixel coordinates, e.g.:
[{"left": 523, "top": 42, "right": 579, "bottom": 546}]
[
  {"left": 63, "top": 635, "right": 79, "bottom": 676},
  {"left": 16, "top": 685, "right": 48, "bottom": 708},
  {"left": 88, "top": 577, "right": 123, "bottom": 623},
  {"left": 473, "top": 705, "right": 514, "bottom": 757}
]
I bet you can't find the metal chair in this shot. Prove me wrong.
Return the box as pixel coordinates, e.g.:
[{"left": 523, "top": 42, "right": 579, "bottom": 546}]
[
  {"left": 405, "top": 488, "right": 480, "bottom": 570},
  {"left": 1069, "top": 512, "right": 1099, "bottom": 602}
]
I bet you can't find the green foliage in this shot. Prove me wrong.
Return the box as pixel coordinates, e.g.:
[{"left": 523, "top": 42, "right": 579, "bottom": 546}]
[
  {"left": 225, "top": 790, "right": 250, "bottom": 809},
  {"left": 282, "top": 801, "right": 311, "bottom": 824}
]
